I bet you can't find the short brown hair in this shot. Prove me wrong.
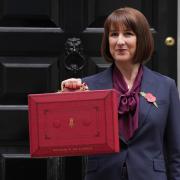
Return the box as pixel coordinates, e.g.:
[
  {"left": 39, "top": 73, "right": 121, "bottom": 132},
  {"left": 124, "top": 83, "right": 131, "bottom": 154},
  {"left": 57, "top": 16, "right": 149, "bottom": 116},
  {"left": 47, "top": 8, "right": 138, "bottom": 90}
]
[{"left": 101, "top": 7, "right": 154, "bottom": 64}]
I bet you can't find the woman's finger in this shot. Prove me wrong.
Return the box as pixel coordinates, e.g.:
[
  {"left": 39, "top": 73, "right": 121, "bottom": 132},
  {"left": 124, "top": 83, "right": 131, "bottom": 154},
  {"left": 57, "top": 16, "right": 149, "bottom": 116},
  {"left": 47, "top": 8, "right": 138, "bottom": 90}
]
[{"left": 61, "top": 78, "right": 82, "bottom": 91}]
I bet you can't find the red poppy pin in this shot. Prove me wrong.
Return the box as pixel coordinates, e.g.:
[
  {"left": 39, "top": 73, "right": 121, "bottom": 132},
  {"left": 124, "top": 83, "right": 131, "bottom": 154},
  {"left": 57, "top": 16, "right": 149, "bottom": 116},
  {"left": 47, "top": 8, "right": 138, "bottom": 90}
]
[{"left": 140, "top": 92, "right": 158, "bottom": 108}]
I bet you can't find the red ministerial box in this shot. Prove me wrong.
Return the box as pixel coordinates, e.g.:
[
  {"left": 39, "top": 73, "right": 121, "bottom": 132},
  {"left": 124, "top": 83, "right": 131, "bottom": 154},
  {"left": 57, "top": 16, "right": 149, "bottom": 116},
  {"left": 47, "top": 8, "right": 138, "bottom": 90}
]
[{"left": 28, "top": 89, "right": 120, "bottom": 157}]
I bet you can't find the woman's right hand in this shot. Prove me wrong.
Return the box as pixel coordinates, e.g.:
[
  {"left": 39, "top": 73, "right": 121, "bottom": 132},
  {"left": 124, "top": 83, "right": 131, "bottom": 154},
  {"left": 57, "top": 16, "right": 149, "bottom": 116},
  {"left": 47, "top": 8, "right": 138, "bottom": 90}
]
[{"left": 60, "top": 78, "right": 85, "bottom": 92}]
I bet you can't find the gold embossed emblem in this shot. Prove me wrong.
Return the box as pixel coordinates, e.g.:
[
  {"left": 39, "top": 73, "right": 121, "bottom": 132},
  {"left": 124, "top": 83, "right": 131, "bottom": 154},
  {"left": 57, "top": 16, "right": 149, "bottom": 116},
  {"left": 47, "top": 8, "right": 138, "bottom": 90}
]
[{"left": 69, "top": 118, "right": 75, "bottom": 128}]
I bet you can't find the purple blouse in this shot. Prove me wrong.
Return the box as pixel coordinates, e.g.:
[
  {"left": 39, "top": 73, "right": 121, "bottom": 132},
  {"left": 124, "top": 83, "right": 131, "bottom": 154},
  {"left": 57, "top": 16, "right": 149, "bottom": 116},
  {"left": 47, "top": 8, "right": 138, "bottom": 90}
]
[{"left": 113, "top": 65, "right": 143, "bottom": 140}]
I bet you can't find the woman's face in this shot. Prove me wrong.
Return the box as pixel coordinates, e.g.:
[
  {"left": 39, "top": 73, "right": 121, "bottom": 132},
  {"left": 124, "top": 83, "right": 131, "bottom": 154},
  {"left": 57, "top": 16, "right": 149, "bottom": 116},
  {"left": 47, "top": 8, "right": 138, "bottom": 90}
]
[{"left": 108, "top": 25, "right": 137, "bottom": 64}]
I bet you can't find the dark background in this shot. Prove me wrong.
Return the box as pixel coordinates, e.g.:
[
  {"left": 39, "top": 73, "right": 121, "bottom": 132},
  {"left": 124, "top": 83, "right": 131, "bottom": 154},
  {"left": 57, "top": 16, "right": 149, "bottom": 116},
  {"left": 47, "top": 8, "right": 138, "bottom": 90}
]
[{"left": 0, "top": 0, "right": 177, "bottom": 180}]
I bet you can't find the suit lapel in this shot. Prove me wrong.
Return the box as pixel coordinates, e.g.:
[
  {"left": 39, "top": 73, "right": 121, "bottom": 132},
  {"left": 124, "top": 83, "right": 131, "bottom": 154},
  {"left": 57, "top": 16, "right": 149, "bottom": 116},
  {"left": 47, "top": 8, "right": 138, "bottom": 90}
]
[
  {"left": 128, "top": 66, "right": 160, "bottom": 142},
  {"left": 138, "top": 66, "right": 159, "bottom": 128}
]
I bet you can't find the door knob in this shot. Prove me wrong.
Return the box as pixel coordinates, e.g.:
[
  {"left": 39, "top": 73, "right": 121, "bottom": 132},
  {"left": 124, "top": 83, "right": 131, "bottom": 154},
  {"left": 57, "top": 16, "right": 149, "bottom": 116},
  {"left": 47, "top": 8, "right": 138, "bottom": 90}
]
[{"left": 165, "top": 37, "right": 175, "bottom": 46}]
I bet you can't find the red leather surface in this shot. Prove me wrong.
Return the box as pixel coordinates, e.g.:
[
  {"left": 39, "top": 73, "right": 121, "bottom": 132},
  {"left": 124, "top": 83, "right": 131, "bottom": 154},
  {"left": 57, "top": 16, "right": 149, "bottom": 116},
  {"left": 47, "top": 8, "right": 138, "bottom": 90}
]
[{"left": 28, "top": 89, "right": 120, "bottom": 157}]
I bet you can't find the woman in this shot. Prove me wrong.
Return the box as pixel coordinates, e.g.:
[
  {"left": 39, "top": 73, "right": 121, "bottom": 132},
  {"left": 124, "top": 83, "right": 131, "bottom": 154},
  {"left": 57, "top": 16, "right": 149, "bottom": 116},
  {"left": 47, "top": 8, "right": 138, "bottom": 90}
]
[{"left": 61, "top": 7, "right": 180, "bottom": 180}]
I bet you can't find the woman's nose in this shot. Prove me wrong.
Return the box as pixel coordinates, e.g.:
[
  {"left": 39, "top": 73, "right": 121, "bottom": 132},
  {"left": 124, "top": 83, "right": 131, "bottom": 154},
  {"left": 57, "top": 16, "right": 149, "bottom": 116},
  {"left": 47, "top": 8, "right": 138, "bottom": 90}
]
[{"left": 117, "top": 35, "right": 125, "bottom": 45}]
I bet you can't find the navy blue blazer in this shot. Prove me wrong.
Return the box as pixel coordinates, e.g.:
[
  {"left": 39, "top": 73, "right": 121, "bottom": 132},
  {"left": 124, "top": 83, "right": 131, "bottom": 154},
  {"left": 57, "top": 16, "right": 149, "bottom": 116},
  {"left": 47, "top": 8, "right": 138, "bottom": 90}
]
[{"left": 82, "top": 65, "right": 180, "bottom": 180}]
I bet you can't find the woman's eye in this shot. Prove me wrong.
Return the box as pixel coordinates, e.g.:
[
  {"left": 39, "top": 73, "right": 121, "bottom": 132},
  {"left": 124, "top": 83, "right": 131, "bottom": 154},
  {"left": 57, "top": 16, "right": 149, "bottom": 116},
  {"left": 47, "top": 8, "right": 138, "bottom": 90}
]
[
  {"left": 110, "top": 32, "right": 118, "bottom": 37},
  {"left": 124, "top": 31, "right": 135, "bottom": 36}
]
